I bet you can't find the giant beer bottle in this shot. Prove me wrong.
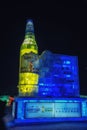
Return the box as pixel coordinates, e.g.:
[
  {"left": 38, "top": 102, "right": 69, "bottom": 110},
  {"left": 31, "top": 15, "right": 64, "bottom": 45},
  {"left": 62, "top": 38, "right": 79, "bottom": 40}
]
[{"left": 18, "top": 20, "right": 39, "bottom": 96}]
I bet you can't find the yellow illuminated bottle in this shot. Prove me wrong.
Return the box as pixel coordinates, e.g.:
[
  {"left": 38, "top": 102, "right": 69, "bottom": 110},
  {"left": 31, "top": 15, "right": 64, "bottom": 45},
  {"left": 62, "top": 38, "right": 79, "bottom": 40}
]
[{"left": 18, "top": 19, "right": 39, "bottom": 96}]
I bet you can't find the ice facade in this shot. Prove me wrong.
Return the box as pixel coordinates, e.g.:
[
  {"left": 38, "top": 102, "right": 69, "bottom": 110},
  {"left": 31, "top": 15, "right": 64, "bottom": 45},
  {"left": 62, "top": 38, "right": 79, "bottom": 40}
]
[{"left": 39, "top": 50, "right": 79, "bottom": 97}]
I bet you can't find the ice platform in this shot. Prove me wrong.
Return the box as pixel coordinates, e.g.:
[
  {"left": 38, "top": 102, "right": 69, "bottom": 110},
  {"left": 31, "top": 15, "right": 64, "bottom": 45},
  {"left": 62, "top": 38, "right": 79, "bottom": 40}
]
[{"left": 12, "top": 97, "right": 87, "bottom": 123}]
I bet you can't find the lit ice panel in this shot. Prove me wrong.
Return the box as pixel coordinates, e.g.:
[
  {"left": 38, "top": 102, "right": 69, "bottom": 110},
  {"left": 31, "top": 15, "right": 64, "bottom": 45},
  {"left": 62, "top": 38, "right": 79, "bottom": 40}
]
[{"left": 39, "top": 51, "right": 79, "bottom": 97}]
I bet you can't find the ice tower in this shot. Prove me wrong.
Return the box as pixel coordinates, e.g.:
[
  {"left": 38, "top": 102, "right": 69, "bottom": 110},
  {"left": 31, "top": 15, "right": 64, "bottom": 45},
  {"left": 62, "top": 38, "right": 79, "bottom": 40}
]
[
  {"left": 18, "top": 20, "right": 39, "bottom": 96},
  {"left": 12, "top": 20, "right": 87, "bottom": 123}
]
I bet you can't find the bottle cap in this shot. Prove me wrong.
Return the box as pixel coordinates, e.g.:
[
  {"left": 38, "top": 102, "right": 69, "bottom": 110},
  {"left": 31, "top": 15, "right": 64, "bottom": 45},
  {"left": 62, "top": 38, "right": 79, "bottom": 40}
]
[{"left": 25, "top": 19, "right": 34, "bottom": 34}]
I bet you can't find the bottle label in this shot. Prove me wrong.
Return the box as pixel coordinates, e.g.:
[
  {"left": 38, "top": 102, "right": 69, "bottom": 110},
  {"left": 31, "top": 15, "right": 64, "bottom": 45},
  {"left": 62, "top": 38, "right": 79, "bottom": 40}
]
[{"left": 20, "top": 52, "right": 39, "bottom": 73}]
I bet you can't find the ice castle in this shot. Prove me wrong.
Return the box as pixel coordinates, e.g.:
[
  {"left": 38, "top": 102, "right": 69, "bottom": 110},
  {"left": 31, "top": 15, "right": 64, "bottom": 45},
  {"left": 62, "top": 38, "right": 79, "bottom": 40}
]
[{"left": 12, "top": 19, "right": 87, "bottom": 123}]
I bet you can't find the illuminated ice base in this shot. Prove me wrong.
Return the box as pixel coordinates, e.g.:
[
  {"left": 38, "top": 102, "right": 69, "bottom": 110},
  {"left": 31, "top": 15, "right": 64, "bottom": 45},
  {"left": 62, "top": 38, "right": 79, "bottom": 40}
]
[{"left": 12, "top": 97, "right": 87, "bottom": 123}]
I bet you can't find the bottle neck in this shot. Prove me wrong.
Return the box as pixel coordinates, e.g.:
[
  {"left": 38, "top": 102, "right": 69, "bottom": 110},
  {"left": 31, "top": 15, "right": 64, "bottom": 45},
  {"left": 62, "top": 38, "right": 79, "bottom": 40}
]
[
  {"left": 22, "top": 20, "right": 38, "bottom": 54},
  {"left": 25, "top": 20, "right": 35, "bottom": 39},
  {"left": 25, "top": 32, "right": 35, "bottom": 40}
]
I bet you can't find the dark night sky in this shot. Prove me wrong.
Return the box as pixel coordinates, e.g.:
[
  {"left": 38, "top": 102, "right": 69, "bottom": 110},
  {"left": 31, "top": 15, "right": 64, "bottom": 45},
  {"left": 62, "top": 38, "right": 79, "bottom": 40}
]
[{"left": 0, "top": 1, "right": 87, "bottom": 96}]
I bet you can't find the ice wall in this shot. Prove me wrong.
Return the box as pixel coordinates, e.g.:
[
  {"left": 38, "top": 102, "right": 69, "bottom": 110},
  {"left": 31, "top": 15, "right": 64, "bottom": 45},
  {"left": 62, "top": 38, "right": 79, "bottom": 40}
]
[{"left": 38, "top": 50, "right": 79, "bottom": 97}]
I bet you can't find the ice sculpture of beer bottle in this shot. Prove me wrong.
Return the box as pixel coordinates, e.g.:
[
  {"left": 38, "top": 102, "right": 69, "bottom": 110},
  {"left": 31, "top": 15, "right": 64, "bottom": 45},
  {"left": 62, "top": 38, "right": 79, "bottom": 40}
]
[{"left": 18, "top": 19, "right": 39, "bottom": 96}]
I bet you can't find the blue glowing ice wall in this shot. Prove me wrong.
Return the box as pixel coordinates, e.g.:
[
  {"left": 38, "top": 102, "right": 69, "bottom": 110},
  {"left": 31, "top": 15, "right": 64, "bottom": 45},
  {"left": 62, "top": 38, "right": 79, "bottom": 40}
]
[{"left": 39, "top": 50, "right": 79, "bottom": 97}]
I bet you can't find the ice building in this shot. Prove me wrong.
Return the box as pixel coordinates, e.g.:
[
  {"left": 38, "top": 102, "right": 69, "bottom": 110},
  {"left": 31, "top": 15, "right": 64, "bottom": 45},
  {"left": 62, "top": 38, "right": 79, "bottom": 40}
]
[
  {"left": 12, "top": 20, "right": 87, "bottom": 123},
  {"left": 39, "top": 50, "right": 79, "bottom": 97}
]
